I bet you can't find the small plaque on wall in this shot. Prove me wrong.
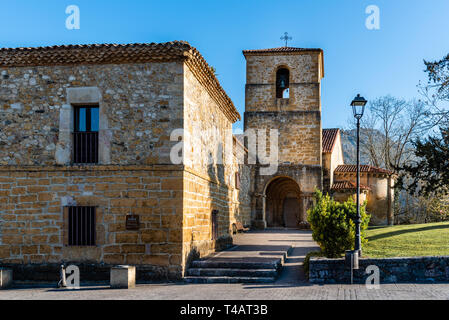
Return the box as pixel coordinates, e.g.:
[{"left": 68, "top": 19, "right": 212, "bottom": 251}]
[{"left": 126, "top": 215, "right": 140, "bottom": 230}]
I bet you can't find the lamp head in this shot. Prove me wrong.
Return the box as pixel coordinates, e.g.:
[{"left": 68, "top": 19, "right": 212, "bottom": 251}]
[{"left": 351, "top": 94, "right": 367, "bottom": 119}]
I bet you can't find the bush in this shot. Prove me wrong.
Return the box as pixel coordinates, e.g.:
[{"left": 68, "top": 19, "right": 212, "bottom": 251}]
[{"left": 307, "top": 190, "right": 370, "bottom": 258}]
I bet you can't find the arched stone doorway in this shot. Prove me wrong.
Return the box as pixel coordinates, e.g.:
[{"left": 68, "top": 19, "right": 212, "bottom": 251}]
[{"left": 264, "top": 177, "right": 302, "bottom": 228}]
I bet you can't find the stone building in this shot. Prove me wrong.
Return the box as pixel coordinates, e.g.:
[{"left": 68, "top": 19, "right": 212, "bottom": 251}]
[
  {"left": 240, "top": 47, "right": 395, "bottom": 229},
  {"left": 0, "top": 42, "right": 250, "bottom": 280},
  {"left": 0, "top": 41, "right": 395, "bottom": 281},
  {"left": 322, "top": 128, "right": 396, "bottom": 225},
  {"left": 243, "top": 47, "right": 324, "bottom": 229}
]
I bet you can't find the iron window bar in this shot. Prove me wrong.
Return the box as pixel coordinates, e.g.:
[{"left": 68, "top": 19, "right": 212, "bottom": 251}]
[
  {"left": 72, "top": 131, "right": 99, "bottom": 164},
  {"left": 67, "top": 206, "right": 96, "bottom": 246}
]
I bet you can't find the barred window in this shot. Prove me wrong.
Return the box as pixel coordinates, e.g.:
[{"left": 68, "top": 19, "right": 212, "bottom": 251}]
[
  {"left": 67, "top": 206, "right": 96, "bottom": 246},
  {"left": 73, "top": 106, "right": 99, "bottom": 164}
]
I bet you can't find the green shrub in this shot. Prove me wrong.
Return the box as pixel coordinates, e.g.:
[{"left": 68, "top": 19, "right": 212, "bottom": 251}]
[{"left": 307, "top": 190, "right": 370, "bottom": 258}]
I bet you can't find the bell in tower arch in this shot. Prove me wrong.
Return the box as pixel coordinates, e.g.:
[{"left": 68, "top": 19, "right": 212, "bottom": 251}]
[{"left": 276, "top": 68, "right": 290, "bottom": 98}]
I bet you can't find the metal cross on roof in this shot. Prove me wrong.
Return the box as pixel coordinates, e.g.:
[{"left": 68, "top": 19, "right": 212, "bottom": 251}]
[{"left": 280, "top": 32, "right": 292, "bottom": 47}]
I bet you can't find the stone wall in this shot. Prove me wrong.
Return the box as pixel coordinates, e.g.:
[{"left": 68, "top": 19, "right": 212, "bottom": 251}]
[
  {"left": 323, "top": 133, "right": 344, "bottom": 192},
  {"left": 182, "top": 170, "right": 232, "bottom": 265},
  {"left": 309, "top": 256, "right": 449, "bottom": 284},
  {"left": 181, "top": 65, "right": 251, "bottom": 266},
  {"left": 232, "top": 138, "right": 252, "bottom": 227},
  {"left": 244, "top": 111, "right": 322, "bottom": 166},
  {"left": 0, "top": 62, "right": 184, "bottom": 166},
  {"left": 0, "top": 46, "right": 250, "bottom": 280},
  {"left": 0, "top": 165, "right": 184, "bottom": 280},
  {"left": 334, "top": 171, "right": 394, "bottom": 225},
  {"left": 244, "top": 52, "right": 322, "bottom": 112},
  {"left": 243, "top": 50, "right": 323, "bottom": 229}
]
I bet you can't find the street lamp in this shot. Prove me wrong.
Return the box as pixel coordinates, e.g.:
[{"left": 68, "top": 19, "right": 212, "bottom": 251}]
[{"left": 351, "top": 94, "right": 367, "bottom": 257}]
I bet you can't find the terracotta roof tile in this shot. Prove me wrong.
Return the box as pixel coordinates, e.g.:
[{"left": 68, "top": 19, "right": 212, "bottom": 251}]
[
  {"left": 322, "top": 128, "right": 339, "bottom": 153},
  {"left": 334, "top": 165, "right": 394, "bottom": 175},
  {"left": 242, "top": 46, "right": 325, "bottom": 78},
  {"left": 331, "top": 180, "right": 371, "bottom": 191},
  {"left": 243, "top": 47, "right": 322, "bottom": 55},
  {"left": 0, "top": 41, "right": 241, "bottom": 122},
  {"left": 0, "top": 42, "right": 191, "bottom": 67}
]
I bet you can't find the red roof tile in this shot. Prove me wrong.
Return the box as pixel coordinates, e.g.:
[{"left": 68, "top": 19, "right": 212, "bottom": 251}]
[
  {"left": 331, "top": 180, "right": 371, "bottom": 191},
  {"left": 243, "top": 47, "right": 322, "bottom": 55},
  {"left": 334, "top": 165, "right": 394, "bottom": 175},
  {"left": 0, "top": 42, "right": 191, "bottom": 67},
  {"left": 322, "top": 128, "right": 339, "bottom": 153}
]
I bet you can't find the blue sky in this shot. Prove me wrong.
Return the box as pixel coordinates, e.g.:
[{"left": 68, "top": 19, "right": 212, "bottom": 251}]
[{"left": 1, "top": 0, "right": 448, "bottom": 131}]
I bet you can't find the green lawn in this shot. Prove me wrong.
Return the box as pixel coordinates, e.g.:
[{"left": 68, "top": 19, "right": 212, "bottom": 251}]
[{"left": 363, "top": 222, "right": 449, "bottom": 258}]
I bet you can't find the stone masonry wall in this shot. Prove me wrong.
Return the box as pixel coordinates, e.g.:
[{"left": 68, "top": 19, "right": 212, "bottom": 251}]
[
  {"left": 243, "top": 52, "right": 322, "bottom": 166},
  {"left": 181, "top": 65, "right": 251, "bottom": 266},
  {"left": 232, "top": 139, "right": 252, "bottom": 228},
  {"left": 0, "top": 56, "right": 249, "bottom": 280},
  {"left": 243, "top": 51, "right": 323, "bottom": 228},
  {"left": 182, "top": 170, "right": 232, "bottom": 266},
  {"left": 0, "top": 62, "right": 184, "bottom": 166},
  {"left": 0, "top": 165, "right": 184, "bottom": 280},
  {"left": 244, "top": 111, "right": 322, "bottom": 166},
  {"left": 334, "top": 172, "right": 394, "bottom": 225},
  {"left": 309, "top": 256, "right": 449, "bottom": 284},
  {"left": 245, "top": 52, "right": 322, "bottom": 112}
]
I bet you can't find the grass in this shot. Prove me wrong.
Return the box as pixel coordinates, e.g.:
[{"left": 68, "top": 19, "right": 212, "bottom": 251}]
[{"left": 363, "top": 222, "right": 449, "bottom": 258}]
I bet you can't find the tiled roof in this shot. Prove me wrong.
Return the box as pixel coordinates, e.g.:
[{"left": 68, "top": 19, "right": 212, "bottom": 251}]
[
  {"left": 335, "top": 165, "right": 394, "bottom": 175},
  {"left": 242, "top": 46, "right": 325, "bottom": 78},
  {"left": 331, "top": 180, "right": 371, "bottom": 191},
  {"left": 322, "top": 128, "right": 339, "bottom": 153},
  {"left": 0, "top": 42, "right": 190, "bottom": 67},
  {"left": 243, "top": 47, "right": 322, "bottom": 55},
  {"left": 0, "top": 41, "right": 241, "bottom": 122}
]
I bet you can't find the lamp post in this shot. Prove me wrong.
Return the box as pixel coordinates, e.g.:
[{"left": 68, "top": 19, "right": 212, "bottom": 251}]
[{"left": 351, "top": 94, "right": 367, "bottom": 257}]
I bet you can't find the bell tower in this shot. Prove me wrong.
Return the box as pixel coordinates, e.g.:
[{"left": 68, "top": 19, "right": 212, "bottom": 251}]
[{"left": 243, "top": 46, "right": 325, "bottom": 229}]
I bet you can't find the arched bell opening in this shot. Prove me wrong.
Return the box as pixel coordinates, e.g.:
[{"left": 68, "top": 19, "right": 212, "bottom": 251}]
[{"left": 276, "top": 68, "right": 290, "bottom": 99}]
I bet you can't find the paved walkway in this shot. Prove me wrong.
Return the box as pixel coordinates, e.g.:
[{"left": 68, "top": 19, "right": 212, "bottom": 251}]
[
  {"left": 202, "top": 229, "right": 318, "bottom": 277},
  {"left": 2, "top": 230, "right": 449, "bottom": 300}
]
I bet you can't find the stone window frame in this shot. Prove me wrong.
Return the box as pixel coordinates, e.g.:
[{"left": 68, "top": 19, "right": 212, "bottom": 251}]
[
  {"left": 56, "top": 87, "right": 111, "bottom": 165},
  {"left": 62, "top": 205, "right": 104, "bottom": 247},
  {"left": 64, "top": 206, "right": 97, "bottom": 246}
]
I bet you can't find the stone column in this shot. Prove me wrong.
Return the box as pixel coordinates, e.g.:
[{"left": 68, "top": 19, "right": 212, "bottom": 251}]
[
  {"left": 251, "top": 193, "right": 267, "bottom": 230},
  {"left": 300, "top": 192, "right": 315, "bottom": 222}
]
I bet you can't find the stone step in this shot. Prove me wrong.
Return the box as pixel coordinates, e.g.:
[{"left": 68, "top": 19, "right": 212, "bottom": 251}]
[
  {"left": 190, "top": 259, "right": 282, "bottom": 270},
  {"left": 184, "top": 276, "right": 276, "bottom": 284},
  {"left": 187, "top": 268, "right": 278, "bottom": 278}
]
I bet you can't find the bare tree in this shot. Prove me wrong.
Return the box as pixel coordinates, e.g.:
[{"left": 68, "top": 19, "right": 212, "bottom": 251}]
[
  {"left": 419, "top": 54, "right": 449, "bottom": 126},
  {"left": 347, "top": 95, "right": 431, "bottom": 172}
]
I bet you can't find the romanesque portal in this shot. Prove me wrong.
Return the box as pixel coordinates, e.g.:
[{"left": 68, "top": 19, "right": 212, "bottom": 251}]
[{"left": 265, "top": 177, "right": 302, "bottom": 228}]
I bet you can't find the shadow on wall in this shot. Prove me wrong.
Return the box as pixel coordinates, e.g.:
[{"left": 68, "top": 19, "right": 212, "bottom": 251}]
[
  {"left": 184, "top": 143, "right": 232, "bottom": 269},
  {"left": 207, "top": 143, "right": 231, "bottom": 252}
]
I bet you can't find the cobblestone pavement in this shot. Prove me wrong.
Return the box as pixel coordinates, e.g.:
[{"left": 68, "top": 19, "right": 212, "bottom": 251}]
[
  {"left": 1, "top": 230, "right": 449, "bottom": 300},
  {"left": 1, "top": 282, "right": 449, "bottom": 300}
]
